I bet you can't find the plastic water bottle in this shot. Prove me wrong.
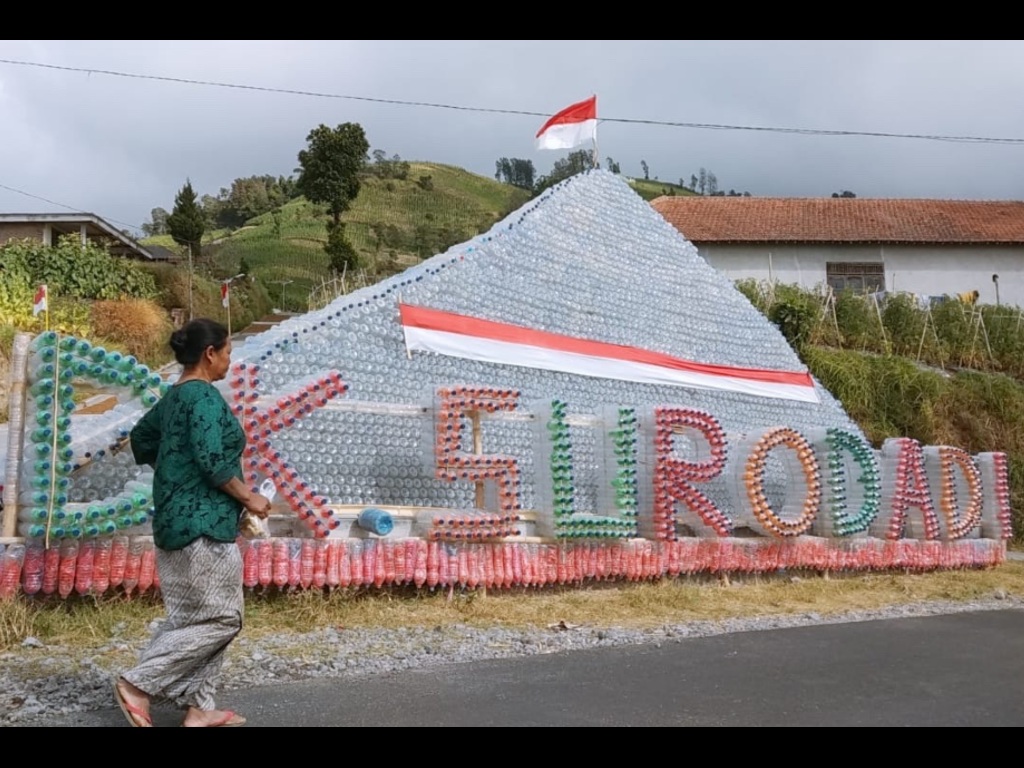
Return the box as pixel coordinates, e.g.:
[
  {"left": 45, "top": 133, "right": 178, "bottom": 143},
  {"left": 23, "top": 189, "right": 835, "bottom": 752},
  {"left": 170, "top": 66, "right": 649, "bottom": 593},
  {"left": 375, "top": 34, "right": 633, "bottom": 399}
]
[{"left": 18, "top": 523, "right": 47, "bottom": 539}]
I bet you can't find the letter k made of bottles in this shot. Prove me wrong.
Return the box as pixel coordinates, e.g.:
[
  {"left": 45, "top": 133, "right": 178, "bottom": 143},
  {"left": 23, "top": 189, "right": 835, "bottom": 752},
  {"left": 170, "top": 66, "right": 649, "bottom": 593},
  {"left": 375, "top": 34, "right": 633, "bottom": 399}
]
[{"left": 230, "top": 361, "right": 348, "bottom": 538}]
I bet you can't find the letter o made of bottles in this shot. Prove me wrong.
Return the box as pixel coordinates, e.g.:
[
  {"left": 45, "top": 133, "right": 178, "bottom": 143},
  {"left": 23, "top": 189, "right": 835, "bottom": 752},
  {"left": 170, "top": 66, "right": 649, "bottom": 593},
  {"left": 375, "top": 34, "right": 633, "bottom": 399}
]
[{"left": 738, "top": 427, "right": 822, "bottom": 538}]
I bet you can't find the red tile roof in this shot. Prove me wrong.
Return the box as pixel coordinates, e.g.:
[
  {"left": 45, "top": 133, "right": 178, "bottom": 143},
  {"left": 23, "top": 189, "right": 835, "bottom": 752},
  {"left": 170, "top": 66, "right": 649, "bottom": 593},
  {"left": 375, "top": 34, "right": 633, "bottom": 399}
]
[{"left": 650, "top": 197, "right": 1024, "bottom": 244}]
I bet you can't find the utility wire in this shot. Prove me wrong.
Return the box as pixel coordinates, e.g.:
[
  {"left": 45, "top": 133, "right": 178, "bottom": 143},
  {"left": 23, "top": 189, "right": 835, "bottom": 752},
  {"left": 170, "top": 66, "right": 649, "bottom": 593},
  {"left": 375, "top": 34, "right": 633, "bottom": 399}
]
[
  {"left": 0, "top": 181, "right": 145, "bottom": 235},
  {"left": 2, "top": 58, "right": 1024, "bottom": 146}
]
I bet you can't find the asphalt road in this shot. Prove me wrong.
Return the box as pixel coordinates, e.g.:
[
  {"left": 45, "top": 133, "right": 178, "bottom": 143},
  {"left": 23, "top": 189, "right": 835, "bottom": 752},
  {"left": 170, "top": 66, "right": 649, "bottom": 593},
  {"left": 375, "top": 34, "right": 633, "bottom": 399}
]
[{"left": 28, "top": 608, "right": 1024, "bottom": 727}]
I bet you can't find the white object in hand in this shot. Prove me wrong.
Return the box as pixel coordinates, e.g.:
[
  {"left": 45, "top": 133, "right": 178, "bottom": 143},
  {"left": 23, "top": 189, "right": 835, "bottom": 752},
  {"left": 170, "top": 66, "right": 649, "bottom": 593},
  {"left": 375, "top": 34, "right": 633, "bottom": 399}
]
[{"left": 258, "top": 478, "right": 277, "bottom": 502}]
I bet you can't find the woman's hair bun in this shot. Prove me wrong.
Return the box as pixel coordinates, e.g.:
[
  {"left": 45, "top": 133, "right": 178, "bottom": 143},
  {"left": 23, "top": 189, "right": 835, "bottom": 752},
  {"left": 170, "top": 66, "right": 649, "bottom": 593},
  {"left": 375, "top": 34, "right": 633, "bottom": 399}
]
[{"left": 169, "top": 329, "right": 188, "bottom": 352}]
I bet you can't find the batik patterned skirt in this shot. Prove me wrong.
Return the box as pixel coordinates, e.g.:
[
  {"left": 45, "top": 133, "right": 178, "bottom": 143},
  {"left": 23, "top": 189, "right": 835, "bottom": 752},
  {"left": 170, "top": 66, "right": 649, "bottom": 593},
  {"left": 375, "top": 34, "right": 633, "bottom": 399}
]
[{"left": 122, "top": 537, "right": 243, "bottom": 711}]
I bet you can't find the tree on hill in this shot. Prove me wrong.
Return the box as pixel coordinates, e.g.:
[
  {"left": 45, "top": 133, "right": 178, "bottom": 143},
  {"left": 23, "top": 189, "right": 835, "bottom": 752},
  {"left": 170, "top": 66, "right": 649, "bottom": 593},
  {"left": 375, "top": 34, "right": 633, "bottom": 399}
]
[
  {"left": 494, "top": 157, "right": 536, "bottom": 190},
  {"left": 142, "top": 207, "right": 169, "bottom": 236},
  {"left": 533, "top": 150, "right": 596, "bottom": 196},
  {"left": 297, "top": 123, "right": 370, "bottom": 227},
  {"left": 166, "top": 179, "right": 205, "bottom": 257},
  {"left": 199, "top": 195, "right": 225, "bottom": 229},
  {"left": 832, "top": 190, "right": 857, "bottom": 198},
  {"left": 209, "top": 176, "right": 298, "bottom": 229},
  {"left": 296, "top": 122, "right": 370, "bottom": 274},
  {"left": 371, "top": 149, "right": 411, "bottom": 180},
  {"left": 706, "top": 172, "right": 719, "bottom": 196}
]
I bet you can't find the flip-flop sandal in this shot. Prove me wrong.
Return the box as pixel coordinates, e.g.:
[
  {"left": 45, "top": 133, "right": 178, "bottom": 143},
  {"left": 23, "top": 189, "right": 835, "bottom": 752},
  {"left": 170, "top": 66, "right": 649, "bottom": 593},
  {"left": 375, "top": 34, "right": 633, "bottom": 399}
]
[
  {"left": 211, "top": 711, "right": 246, "bottom": 727},
  {"left": 113, "top": 681, "right": 152, "bottom": 728},
  {"left": 182, "top": 710, "right": 247, "bottom": 728}
]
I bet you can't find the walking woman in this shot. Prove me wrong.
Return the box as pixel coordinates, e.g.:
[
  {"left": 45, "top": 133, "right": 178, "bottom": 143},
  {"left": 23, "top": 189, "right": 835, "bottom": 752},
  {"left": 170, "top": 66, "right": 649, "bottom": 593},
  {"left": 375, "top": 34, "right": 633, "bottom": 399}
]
[{"left": 113, "top": 318, "right": 271, "bottom": 727}]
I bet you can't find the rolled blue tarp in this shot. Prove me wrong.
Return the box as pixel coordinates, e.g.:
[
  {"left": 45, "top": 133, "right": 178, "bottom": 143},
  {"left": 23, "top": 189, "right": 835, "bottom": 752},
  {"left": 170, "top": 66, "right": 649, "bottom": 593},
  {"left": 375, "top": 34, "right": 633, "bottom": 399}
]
[{"left": 357, "top": 507, "right": 394, "bottom": 536}]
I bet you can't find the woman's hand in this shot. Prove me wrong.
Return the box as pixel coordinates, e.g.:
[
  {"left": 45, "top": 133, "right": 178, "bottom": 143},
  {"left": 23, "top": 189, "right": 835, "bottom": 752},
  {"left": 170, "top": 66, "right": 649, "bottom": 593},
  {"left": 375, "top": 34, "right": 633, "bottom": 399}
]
[
  {"left": 219, "top": 477, "right": 274, "bottom": 519},
  {"left": 244, "top": 494, "right": 272, "bottom": 519}
]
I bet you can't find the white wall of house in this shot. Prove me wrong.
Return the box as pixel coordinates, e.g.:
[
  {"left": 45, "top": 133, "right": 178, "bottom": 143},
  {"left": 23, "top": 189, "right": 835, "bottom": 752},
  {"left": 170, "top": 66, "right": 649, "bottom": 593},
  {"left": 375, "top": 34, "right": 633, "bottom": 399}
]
[{"left": 698, "top": 244, "right": 1024, "bottom": 307}]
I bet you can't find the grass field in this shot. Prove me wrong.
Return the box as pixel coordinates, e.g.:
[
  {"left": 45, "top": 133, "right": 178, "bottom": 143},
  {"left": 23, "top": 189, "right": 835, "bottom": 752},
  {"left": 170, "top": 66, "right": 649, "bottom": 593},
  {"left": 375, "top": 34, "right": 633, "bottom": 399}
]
[
  {"left": 141, "top": 168, "right": 696, "bottom": 309},
  {"left": 2, "top": 561, "right": 1021, "bottom": 654},
  {"left": 159, "top": 164, "right": 532, "bottom": 311},
  {"left": 625, "top": 177, "right": 699, "bottom": 201}
]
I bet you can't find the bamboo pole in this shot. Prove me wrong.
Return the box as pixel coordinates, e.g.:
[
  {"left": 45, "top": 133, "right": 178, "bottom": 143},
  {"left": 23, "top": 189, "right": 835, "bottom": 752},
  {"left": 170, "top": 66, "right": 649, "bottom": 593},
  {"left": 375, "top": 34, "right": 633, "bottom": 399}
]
[
  {"left": 916, "top": 302, "right": 938, "bottom": 363},
  {"left": 872, "top": 293, "right": 890, "bottom": 352},
  {"left": 3, "top": 333, "right": 31, "bottom": 539},
  {"left": 977, "top": 309, "right": 995, "bottom": 363},
  {"left": 916, "top": 312, "right": 929, "bottom": 362}
]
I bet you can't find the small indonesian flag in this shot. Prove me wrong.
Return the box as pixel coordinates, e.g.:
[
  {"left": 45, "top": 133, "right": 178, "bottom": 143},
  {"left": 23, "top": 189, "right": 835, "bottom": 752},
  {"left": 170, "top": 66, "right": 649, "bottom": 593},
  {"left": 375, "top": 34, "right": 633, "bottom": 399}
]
[
  {"left": 535, "top": 95, "right": 597, "bottom": 151},
  {"left": 400, "top": 304, "right": 820, "bottom": 404},
  {"left": 221, "top": 282, "right": 230, "bottom": 308},
  {"left": 32, "top": 285, "right": 48, "bottom": 317}
]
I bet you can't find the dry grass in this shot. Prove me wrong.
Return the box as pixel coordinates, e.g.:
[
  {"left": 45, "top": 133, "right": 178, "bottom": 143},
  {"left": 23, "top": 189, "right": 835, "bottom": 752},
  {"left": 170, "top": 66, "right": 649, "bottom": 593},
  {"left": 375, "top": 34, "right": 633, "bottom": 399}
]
[
  {"left": 239, "top": 563, "right": 1024, "bottom": 637},
  {"left": 90, "top": 299, "right": 174, "bottom": 367},
  {"left": 3, "top": 562, "right": 1022, "bottom": 653}
]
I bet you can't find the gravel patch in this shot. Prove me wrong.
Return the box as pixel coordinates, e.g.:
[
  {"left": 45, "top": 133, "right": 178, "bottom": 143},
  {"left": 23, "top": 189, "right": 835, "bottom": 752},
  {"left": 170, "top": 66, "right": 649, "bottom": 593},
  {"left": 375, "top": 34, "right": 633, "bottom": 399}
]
[{"left": 2, "top": 594, "right": 1022, "bottom": 725}]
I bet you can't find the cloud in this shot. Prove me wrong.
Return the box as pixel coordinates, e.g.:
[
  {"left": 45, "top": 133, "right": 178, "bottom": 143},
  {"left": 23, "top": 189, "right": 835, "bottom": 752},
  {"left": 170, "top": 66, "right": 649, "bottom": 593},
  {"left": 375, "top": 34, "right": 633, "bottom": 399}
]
[{"left": 2, "top": 40, "right": 1023, "bottom": 233}]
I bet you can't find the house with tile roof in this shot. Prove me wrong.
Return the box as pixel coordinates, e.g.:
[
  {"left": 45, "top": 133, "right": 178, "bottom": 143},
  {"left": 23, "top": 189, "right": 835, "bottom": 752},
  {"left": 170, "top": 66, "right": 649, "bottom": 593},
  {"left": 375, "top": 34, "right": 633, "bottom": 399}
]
[{"left": 650, "top": 197, "right": 1024, "bottom": 307}]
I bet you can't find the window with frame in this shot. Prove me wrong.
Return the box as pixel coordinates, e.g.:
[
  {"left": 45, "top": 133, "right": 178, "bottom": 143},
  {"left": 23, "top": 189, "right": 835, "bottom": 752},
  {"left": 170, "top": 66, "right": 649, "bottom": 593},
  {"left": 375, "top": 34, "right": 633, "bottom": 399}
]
[{"left": 826, "top": 262, "right": 885, "bottom": 294}]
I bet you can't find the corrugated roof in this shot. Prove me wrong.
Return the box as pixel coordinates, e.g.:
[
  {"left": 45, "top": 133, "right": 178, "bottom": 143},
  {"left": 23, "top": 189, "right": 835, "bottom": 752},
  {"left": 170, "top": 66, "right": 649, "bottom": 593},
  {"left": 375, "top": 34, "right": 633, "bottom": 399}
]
[
  {"left": 650, "top": 197, "right": 1024, "bottom": 244},
  {"left": 0, "top": 212, "right": 155, "bottom": 259}
]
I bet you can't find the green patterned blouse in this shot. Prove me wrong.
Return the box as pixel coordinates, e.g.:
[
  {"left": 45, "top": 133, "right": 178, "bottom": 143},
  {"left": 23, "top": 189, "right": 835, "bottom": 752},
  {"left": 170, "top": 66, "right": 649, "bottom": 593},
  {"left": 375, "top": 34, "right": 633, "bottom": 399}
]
[{"left": 130, "top": 379, "right": 246, "bottom": 551}]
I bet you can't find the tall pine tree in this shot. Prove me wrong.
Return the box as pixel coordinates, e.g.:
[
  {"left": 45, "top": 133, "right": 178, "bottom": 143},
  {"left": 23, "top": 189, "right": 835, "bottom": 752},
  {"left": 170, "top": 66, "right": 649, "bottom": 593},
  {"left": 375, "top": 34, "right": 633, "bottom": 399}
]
[{"left": 166, "top": 179, "right": 205, "bottom": 258}]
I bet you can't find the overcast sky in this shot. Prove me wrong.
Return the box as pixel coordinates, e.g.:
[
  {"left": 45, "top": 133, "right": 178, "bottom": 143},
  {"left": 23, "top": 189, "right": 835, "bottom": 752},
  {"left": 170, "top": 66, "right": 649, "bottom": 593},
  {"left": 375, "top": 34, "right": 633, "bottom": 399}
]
[{"left": 1, "top": 40, "right": 1023, "bottom": 236}]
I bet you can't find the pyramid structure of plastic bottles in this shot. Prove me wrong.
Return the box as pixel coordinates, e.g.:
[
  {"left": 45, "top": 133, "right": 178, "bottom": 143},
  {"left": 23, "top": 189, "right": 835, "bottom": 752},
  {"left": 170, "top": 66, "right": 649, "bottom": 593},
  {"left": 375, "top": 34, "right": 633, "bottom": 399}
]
[{"left": 221, "top": 168, "right": 860, "bottom": 518}]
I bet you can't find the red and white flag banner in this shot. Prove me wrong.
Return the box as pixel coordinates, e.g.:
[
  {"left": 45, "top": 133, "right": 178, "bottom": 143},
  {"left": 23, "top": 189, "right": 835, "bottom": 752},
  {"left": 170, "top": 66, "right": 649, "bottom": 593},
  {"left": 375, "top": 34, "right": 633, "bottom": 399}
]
[
  {"left": 399, "top": 304, "right": 820, "bottom": 404},
  {"left": 32, "top": 285, "right": 48, "bottom": 317},
  {"left": 535, "top": 95, "right": 598, "bottom": 151}
]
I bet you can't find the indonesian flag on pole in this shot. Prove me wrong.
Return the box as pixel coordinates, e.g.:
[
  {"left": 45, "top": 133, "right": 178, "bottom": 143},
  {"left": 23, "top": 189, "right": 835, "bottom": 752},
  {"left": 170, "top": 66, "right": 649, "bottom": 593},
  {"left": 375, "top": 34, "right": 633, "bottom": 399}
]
[
  {"left": 535, "top": 95, "right": 598, "bottom": 151},
  {"left": 32, "top": 285, "right": 48, "bottom": 317},
  {"left": 400, "top": 304, "right": 820, "bottom": 403},
  {"left": 221, "top": 282, "right": 230, "bottom": 308}
]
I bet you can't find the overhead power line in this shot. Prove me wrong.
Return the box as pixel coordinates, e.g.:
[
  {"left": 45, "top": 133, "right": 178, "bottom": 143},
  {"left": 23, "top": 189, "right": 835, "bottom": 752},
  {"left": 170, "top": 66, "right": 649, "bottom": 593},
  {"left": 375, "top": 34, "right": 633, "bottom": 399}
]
[
  {"left": 0, "top": 181, "right": 144, "bottom": 234},
  {"left": 2, "top": 58, "right": 1024, "bottom": 146}
]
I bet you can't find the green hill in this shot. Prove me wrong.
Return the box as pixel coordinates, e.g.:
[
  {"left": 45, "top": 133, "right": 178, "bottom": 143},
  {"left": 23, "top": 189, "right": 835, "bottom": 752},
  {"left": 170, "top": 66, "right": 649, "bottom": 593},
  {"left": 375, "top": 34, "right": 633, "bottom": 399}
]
[
  {"left": 140, "top": 166, "right": 703, "bottom": 310},
  {"left": 625, "top": 177, "right": 699, "bottom": 201},
  {"left": 157, "top": 163, "right": 533, "bottom": 311}
]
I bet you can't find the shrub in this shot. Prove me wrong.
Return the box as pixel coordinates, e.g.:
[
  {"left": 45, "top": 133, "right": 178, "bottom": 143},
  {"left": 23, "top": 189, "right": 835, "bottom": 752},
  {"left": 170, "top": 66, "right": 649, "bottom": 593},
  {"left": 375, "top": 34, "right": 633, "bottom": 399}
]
[
  {"left": 931, "top": 300, "right": 983, "bottom": 369},
  {"left": 0, "top": 324, "right": 14, "bottom": 359},
  {"left": 141, "top": 264, "right": 273, "bottom": 334},
  {"left": 0, "top": 236, "right": 157, "bottom": 300},
  {"left": 881, "top": 292, "right": 927, "bottom": 358},
  {"left": 833, "top": 291, "right": 884, "bottom": 353},
  {"left": 91, "top": 299, "right": 174, "bottom": 366},
  {"left": 979, "top": 305, "right": 1024, "bottom": 378},
  {"left": 766, "top": 284, "right": 820, "bottom": 350}
]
